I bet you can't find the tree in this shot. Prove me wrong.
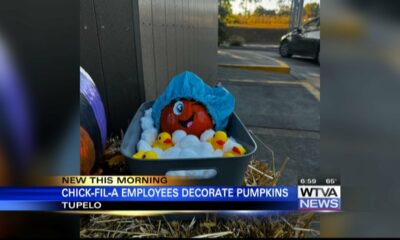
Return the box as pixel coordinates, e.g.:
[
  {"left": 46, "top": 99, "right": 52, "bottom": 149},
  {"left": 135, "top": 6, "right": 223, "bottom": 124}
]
[
  {"left": 276, "top": 0, "right": 291, "bottom": 16},
  {"left": 303, "top": 2, "right": 320, "bottom": 18},
  {"left": 219, "top": 0, "right": 233, "bottom": 19},
  {"left": 253, "top": 6, "right": 276, "bottom": 16},
  {"left": 239, "top": 0, "right": 261, "bottom": 16},
  {"left": 218, "top": 0, "right": 234, "bottom": 45},
  {"left": 277, "top": 5, "right": 290, "bottom": 16}
]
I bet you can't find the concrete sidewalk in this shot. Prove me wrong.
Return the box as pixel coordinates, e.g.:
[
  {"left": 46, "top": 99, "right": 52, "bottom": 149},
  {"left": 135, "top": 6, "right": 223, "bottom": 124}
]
[
  {"left": 218, "top": 48, "right": 320, "bottom": 89},
  {"left": 217, "top": 57, "right": 320, "bottom": 185},
  {"left": 218, "top": 48, "right": 290, "bottom": 74}
]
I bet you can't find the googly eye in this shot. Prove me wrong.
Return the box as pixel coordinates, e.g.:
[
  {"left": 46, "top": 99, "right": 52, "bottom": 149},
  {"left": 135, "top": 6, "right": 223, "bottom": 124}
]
[{"left": 173, "top": 101, "right": 184, "bottom": 115}]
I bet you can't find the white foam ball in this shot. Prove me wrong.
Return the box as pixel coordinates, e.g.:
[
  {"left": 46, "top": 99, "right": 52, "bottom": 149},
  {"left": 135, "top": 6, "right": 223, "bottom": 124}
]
[
  {"left": 179, "top": 149, "right": 199, "bottom": 158},
  {"left": 144, "top": 108, "right": 152, "bottom": 117},
  {"left": 178, "top": 135, "right": 201, "bottom": 149},
  {"left": 163, "top": 146, "right": 181, "bottom": 159},
  {"left": 223, "top": 137, "right": 239, "bottom": 152},
  {"left": 200, "top": 129, "right": 215, "bottom": 142},
  {"left": 195, "top": 142, "right": 214, "bottom": 157},
  {"left": 213, "top": 150, "right": 223, "bottom": 157},
  {"left": 140, "top": 116, "right": 154, "bottom": 130},
  {"left": 141, "top": 128, "right": 158, "bottom": 144},
  {"left": 172, "top": 130, "right": 187, "bottom": 144},
  {"left": 152, "top": 147, "right": 164, "bottom": 158},
  {"left": 137, "top": 140, "right": 152, "bottom": 152}
]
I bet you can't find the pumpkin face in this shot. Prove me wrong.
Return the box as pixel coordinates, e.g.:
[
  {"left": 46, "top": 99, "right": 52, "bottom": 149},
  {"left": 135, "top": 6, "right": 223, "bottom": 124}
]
[{"left": 160, "top": 99, "right": 213, "bottom": 137}]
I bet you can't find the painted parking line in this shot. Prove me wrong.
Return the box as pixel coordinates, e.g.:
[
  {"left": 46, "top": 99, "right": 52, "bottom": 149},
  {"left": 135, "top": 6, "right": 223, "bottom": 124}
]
[
  {"left": 218, "top": 49, "right": 292, "bottom": 74},
  {"left": 300, "top": 81, "right": 320, "bottom": 101},
  {"left": 250, "top": 50, "right": 290, "bottom": 69},
  {"left": 222, "top": 78, "right": 320, "bottom": 102}
]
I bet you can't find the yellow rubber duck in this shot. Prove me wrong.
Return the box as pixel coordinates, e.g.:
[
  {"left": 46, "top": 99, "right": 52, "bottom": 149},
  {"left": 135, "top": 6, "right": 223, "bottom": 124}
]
[
  {"left": 132, "top": 151, "right": 158, "bottom": 160},
  {"left": 152, "top": 132, "right": 173, "bottom": 150},
  {"left": 223, "top": 145, "right": 246, "bottom": 157},
  {"left": 208, "top": 131, "right": 228, "bottom": 150}
]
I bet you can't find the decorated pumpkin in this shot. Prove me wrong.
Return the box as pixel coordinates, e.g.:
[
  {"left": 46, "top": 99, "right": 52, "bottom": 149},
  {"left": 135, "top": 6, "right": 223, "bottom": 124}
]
[
  {"left": 152, "top": 71, "right": 235, "bottom": 138},
  {"left": 160, "top": 99, "right": 213, "bottom": 137},
  {"left": 80, "top": 67, "right": 107, "bottom": 175},
  {"left": 80, "top": 127, "right": 95, "bottom": 175}
]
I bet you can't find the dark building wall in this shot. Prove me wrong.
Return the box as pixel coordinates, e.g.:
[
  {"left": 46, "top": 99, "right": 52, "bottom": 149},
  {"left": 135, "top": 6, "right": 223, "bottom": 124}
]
[
  {"left": 136, "top": 0, "right": 218, "bottom": 100},
  {"left": 80, "top": 0, "right": 218, "bottom": 136},
  {"left": 80, "top": 0, "right": 144, "bottom": 136}
]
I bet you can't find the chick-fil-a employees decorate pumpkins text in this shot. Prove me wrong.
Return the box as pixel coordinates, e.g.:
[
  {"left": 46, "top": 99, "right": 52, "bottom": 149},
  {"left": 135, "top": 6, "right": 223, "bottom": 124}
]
[{"left": 160, "top": 99, "right": 213, "bottom": 137}]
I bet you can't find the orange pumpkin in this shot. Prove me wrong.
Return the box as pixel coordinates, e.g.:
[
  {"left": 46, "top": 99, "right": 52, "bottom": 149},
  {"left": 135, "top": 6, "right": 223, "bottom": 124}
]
[
  {"left": 160, "top": 99, "right": 213, "bottom": 137},
  {"left": 80, "top": 127, "right": 95, "bottom": 175}
]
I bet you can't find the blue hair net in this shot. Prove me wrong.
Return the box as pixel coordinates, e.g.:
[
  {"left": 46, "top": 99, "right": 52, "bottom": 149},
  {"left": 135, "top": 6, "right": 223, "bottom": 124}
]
[{"left": 152, "top": 71, "right": 235, "bottom": 131}]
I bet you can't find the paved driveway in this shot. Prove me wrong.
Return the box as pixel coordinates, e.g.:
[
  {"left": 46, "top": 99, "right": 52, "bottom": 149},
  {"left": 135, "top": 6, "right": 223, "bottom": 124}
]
[{"left": 217, "top": 47, "right": 320, "bottom": 185}]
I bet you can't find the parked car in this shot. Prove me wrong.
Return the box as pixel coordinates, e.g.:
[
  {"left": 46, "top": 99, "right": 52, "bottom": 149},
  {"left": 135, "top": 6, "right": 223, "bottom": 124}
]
[{"left": 279, "top": 17, "right": 320, "bottom": 63}]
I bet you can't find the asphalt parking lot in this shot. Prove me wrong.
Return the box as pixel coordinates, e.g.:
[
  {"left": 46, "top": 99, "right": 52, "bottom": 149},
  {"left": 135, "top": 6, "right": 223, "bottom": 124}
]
[{"left": 217, "top": 46, "right": 320, "bottom": 185}]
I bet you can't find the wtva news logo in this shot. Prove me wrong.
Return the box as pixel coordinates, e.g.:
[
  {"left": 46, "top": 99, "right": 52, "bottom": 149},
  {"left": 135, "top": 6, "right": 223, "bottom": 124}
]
[{"left": 298, "top": 179, "right": 341, "bottom": 212}]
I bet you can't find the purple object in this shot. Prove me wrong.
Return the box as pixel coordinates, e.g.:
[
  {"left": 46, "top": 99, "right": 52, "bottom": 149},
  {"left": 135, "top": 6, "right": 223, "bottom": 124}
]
[
  {"left": 0, "top": 35, "right": 32, "bottom": 167},
  {"left": 80, "top": 67, "right": 107, "bottom": 147}
]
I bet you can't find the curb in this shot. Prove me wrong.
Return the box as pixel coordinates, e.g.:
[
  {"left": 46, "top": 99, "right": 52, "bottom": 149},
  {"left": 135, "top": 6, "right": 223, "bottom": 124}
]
[{"left": 218, "top": 64, "right": 291, "bottom": 74}]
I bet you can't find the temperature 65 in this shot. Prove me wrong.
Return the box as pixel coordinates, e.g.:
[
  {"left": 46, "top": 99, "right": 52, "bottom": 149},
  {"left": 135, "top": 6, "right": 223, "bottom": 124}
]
[{"left": 326, "top": 178, "right": 338, "bottom": 185}]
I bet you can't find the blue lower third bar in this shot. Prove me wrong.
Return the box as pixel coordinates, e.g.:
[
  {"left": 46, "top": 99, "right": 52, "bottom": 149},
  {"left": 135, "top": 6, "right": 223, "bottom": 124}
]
[
  {"left": 0, "top": 186, "right": 300, "bottom": 211},
  {"left": 0, "top": 186, "right": 298, "bottom": 201},
  {"left": 0, "top": 201, "right": 58, "bottom": 211}
]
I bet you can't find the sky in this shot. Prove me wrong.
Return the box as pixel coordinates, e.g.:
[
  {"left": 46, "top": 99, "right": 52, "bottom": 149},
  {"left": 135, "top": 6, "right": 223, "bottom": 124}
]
[{"left": 230, "top": 0, "right": 320, "bottom": 14}]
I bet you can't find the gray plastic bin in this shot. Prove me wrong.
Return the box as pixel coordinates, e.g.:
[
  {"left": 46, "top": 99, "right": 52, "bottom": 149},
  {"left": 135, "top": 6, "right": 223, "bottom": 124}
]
[{"left": 121, "top": 101, "right": 257, "bottom": 186}]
